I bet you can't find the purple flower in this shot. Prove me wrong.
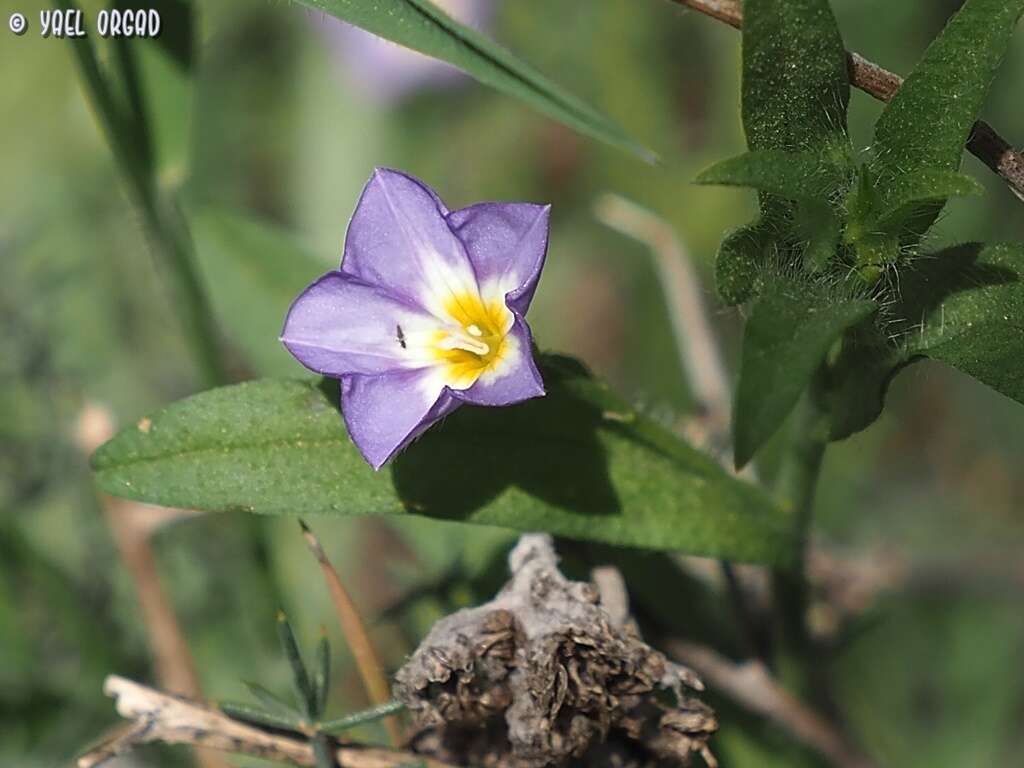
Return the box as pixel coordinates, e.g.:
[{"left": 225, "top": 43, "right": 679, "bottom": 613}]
[
  {"left": 313, "top": 0, "right": 494, "bottom": 104},
  {"left": 281, "top": 169, "right": 549, "bottom": 469}
]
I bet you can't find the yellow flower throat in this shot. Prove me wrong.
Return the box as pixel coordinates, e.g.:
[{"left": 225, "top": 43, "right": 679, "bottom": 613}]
[{"left": 432, "top": 292, "right": 511, "bottom": 389}]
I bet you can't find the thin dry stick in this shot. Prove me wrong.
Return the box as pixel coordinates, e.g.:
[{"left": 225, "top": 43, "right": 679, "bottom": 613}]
[
  {"left": 594, "top": 194, "right": 732, "bottom": 442},
  {"left": 669, "top": 642, "right": 878, "bottom": 768},
  {"left": 670, "top": 0, "right": 1024, "bottom": 202},
  {"left": 74, "top": 404, "right": 226, "bottom": 768},
  {"left": 300, "top": 521, "right": 402, "bottom": 746},
  {"left": 77, "top": 676, "right": 457, "bottom": 768}
]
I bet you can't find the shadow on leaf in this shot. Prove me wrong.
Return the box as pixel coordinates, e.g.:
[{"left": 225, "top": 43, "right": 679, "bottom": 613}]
[
  {"left": 893, "top": 243, "right": 1019, "bottom": 335},
  {"left": 391, "top": 356, "right": 620, "bottom": 521}
]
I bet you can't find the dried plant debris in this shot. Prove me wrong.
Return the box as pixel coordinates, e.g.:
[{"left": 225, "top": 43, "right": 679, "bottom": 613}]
[{"left": 395, "top": 535, "right": 717, "bottom": 768}]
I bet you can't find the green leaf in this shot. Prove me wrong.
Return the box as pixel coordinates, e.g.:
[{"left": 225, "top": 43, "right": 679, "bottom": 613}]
[
  {"left": 115, "top": 0, "right": 193, "bottom": 72},
  {"left": 294, "top": 0, "right": 653, "bottom": 161},
  {"left": 872, "top": 0, "right": 1024, "bottom": 183},
  {"left": 734, "top": 288, "right": 877, "bottom": 467},
  {"left": 219, "top": 701, "right": 303, "bottom": 731},
  {"left": 724, "top": 0, "right": 851, "bottom": 303},
  {"left": 277, "top": 613, "right": 316, "bottom": 720},
  {"left": 92, "top": 356, "right": 795, "bottom": 565},
  {"left": 793, "top": 200, "right": 841, "bottom": 272},
  {"left": 818, "top": 322, "right": 907, "bottom": 441},
  {"left": 742, "top": 0, "right": 850, "bottom": 153},
  {"left": 312, "top": 635, "right": 331, "bottom": 720},
  {"left": 874, "top": 170, "right": 984, "bottom": 232},
  {"left": 319, "top": 701, "right": 406, "bottom": 735},
  {"left": 696, "top": 150, "right": 848, "bottom": 202},
  {"left": 189, "top": 207, "right": 328, "bottom": 377},
  {"left": 242, "top": 681, "right": 301, "bottom": 717},
  {"left": 715, "top": 221, "right": 776, "bottom": 306},
  {"left": 898, "top": 243, "right": 1024, "bottom": 405}
]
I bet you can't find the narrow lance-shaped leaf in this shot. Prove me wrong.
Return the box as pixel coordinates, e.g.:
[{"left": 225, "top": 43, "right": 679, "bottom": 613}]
[
  {"left": 898, "top": 243, "right": 1024, "bottom": 405},
  {"left": 872, "top": 0, "right": 1024, "bottom": 183},
  {"left": 91, "top": 356, "right": 797, "bottom": 566},
  {"left": 293, "top": 0, "right": 654, "bottom": 161},
  {"left": 277, "top": 613, "right": 316, "bottom": 720},
  {"left": 734, "top": 288, "right": 877, "bottom": 468},
  {"left": 696, "top": 150, "right": 847, "bottom": 202}
]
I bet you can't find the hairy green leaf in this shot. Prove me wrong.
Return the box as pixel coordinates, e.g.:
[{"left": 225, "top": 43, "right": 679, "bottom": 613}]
[
  {"left": 742, "top": 0, "right": 850, "bottom": 153},
  {"left": 190, "top": 208, "right": 327, "bottom": 378},
  {"left": 721, "top": 0, "right": 851, "bottom": 304},
  {"left": 294, "top": 0, "right": 653, "bottom": 160},
  {"left": 898, "top": 243, "right": 1024, "bottom": 405},
  {"left": 872, "top": 0, "right": 1024, "bottom": 183},
  {"left": 92, "top": 356, "right": 795, "bottom": 565},
  {"left": 714, "top": 222, "right": 775, "bottom": 306},
  {"left": 696, "top": 150, "right": 848, "bottom": 202},
  {"left": 700, "top": 152, "right": 847, "bottom": 272},
  {"left": 875, "top": 170, "right": 985, "bottom": 232},
  {"left": 734, "top": 288, "right": 877, "bottom": 467}
]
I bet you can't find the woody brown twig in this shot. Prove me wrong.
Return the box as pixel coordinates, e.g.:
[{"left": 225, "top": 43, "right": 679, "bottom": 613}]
[
  {"left": 300, "top": 521, "right": 403, "bottom": 746},
  {"left": 77, "top": 676, "right": 457, "bottom": 768},
  {"left": 670, "top": 0, "right": 1024, "bottom": 202}
]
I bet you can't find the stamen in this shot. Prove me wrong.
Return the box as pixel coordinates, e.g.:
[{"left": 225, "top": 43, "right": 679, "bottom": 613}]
[{"left": 438, "top": 332, "right": 490, "bottom": 357}]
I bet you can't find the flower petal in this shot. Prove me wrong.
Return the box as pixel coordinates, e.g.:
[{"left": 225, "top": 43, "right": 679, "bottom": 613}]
[
  {"left": 342, "top": 168, "right": 479, "bottom": 319},
  {"left": 341, "top": 370, "right": 459, "bottom": 469},
  {"left": 453, "top": 317, "right": 545, "bottom": 406},
  {"left": 281, "top": 271, "right": 441, "bottom": 376},
  {"left": 447, "top": 202, "right": 551, "bottom": 315}
]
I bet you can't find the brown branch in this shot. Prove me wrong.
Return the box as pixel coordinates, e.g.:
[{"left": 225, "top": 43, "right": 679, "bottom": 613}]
[
  {"left": 671, "top": 0, "right": 1024, "bottom": 202},
  {"left": 77, "top": 676, "right": 457, "bottom": 768},
  {"left": 668, "top": 642, "right": 878, "bottom": 768},
  {"left": 300, "top": 520, "right": 403, "bottom": 746},
  {"left": 75, "top": 404, "right": 226, "bottom": 768}
]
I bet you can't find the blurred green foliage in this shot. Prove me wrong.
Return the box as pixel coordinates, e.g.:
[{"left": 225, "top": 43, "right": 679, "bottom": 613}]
[{"left": 2, "top": 1, "right": 1024, "bottom": 766}]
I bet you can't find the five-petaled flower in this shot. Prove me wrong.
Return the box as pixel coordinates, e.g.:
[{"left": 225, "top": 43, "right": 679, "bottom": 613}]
[{"left": 281, "top": 168, "right": 550, "bottom": 469}]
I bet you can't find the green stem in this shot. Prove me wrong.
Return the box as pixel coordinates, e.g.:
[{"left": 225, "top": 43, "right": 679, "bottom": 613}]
[
  {"left": 57, "top": 0, "right": 225, "bottom": 388},
  {"left": 772, "top": 376, "right": 829, "bottom": 638}
]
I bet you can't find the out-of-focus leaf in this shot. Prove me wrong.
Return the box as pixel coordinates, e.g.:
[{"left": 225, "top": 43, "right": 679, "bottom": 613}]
[
  {"left": 898, "top": 243, "right": 1024, "bottom": 406},
  {"left": 312, "top": 635, "right": 330, "bottom": 720},
  {"left": 242, "top": 681, "right": 299, "bottom": 717},
  {"left": 277, "top": 613, "right": 316, "bottom": 720},
  {"left": 319, "top": 700, "right": 406, "bottom": 735},
  {"left": 871, "top": 0, "right": 1024, "bottom": 183},
  {"left": 189, "top": 208, "right": 328, "bottom": 377},
  {"left": 293, "top": 0, "right": 654, "bottom": 161},
  {"left": 696, "top": 150, "right": 848, "bottom": 202},
  {"left": 92, "top": 356, "right": 796, "bottom": 565},
  {"left": 219, "top": 701, "right": 303, "bottom": 731},
  {"left": 116, "top": 0, "right": 194, "bottom": 72},
  {"left": 734, "top": 287, "right": 877, "bottom": 467}
]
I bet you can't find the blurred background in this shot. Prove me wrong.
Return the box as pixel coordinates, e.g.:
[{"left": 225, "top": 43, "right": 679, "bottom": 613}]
[{"left": 2, "top": 0, "right": 1023, "bottom": 765}]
